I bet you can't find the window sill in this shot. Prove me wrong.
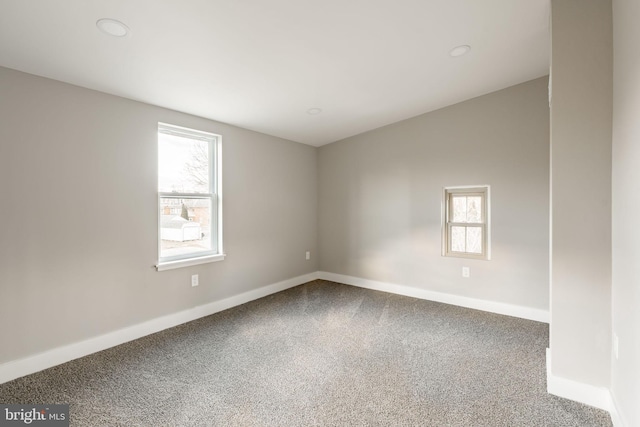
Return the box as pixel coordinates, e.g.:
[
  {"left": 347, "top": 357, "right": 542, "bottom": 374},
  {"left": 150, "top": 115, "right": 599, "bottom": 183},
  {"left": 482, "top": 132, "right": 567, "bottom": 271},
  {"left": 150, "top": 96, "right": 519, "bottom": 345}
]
[
  {"left": 156, "top": 254, "right": 226, "bottom": 271},
  {"left": 443, "top": 253, "right": 490, "bottom": 261}
]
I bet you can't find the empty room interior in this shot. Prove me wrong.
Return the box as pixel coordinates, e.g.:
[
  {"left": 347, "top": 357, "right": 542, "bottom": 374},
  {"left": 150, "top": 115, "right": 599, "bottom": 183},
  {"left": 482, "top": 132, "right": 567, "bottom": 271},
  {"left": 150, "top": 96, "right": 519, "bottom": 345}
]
[{"left": 0, "top": 0, "right": 638, "bottom": 426}]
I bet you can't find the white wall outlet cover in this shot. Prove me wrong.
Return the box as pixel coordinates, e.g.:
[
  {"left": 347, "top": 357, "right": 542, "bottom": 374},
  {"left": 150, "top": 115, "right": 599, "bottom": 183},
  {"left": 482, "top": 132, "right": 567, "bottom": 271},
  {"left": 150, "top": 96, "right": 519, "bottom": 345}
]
[
  {"left": 462, "top": 267, "right": 470, "bottom": 278},
  {"left": 306, "top": 251, "right": 310, "bottom": 260},
  {"left": 191, "top": 274, "right": 199, "bottom": 287}
]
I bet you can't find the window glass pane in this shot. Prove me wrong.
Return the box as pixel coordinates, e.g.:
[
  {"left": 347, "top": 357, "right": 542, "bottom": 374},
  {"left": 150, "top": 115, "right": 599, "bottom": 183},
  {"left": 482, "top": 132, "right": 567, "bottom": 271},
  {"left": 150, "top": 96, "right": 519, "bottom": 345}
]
[
  {"left": 466, "top": 196, "right": 482, "bottom": 223},
  {"left": 452, "top": 195, "right": 483, "bottom": 223},
  {"left": 160, "top": 198, "right": 212, "bottom": 258},
  {"left": 451, "top": 226, "right": 466, "bottom": 252},
  {"left": 158, "top": 132, "right": 210, "bottom": 193},
  {"left": 466, "top": 226, "right": 482, "bottom": 254},
  {"left": 452, "top": 197, "right": 467, "bottom": 222}
]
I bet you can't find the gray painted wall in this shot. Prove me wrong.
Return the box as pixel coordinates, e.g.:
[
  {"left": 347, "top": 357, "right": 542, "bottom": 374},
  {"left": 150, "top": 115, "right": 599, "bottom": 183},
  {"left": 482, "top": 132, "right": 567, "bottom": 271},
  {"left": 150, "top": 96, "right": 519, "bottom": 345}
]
[
  {"left": 549, "top": 0, "right": 612, "bottom": 387},
  {"left": 0, "top": 66, "right": 318, "bottom": 364},
  {"left": 318, "top": 77, "right": 550, "bottom": 311},
  {"left": 612, "top": 0, "right": 640, "bottom": 424}
]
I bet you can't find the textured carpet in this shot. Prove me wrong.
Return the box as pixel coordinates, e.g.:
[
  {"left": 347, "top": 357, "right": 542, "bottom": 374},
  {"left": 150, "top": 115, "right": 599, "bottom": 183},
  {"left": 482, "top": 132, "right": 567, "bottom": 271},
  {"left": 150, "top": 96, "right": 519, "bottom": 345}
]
[{"left": 0, "top": 280, "right": 612, "bottom": 426}]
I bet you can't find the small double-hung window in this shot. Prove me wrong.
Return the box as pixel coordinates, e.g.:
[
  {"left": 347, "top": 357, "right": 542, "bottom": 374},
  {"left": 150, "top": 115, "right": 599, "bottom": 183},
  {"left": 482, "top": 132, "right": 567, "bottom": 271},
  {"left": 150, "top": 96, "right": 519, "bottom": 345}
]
[
  {"left": 442, "top": 186, "right": 490, "bottom": 260},
  {"left": 156, "top": 123, "right": 223, "bottom": 271}
]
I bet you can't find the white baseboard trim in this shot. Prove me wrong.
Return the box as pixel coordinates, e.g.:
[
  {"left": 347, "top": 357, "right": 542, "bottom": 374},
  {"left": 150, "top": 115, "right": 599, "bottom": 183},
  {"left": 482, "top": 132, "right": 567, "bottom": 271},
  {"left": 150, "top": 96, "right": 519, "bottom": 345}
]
[
  {"left": 0, "top": 271, "right": 319, "bottom": 385},
  {"left": 608, "top": 390, "right": 627, "bottom": 427},
  {"left": 545, "top": 348, "right": 611, "bottom": 412},
  {"left": 318, "top": 271, "right": 549, "bottom": 323}
]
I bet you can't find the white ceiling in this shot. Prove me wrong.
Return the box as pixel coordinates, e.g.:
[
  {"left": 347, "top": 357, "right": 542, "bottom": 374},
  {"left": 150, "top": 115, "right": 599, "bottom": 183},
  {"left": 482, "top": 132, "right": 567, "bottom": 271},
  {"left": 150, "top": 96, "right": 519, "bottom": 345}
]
[{"left": 0, "top": 0, "right": 549, "bottom": 146}]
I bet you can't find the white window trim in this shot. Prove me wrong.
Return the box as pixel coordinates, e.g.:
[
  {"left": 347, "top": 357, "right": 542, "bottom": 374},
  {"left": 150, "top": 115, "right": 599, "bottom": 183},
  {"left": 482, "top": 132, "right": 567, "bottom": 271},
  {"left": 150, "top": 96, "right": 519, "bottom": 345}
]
[
  {"left": 156, "top": 123, "right": 224, "bottom": 271},
  {"left": 442, "top": 185, "right": 491, "bottom": 260}
]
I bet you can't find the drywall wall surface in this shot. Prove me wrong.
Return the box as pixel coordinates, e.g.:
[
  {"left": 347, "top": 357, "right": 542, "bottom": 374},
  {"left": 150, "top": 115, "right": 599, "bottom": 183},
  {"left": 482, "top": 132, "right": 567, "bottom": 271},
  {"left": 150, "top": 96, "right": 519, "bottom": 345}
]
[
  {"left": 611, "top": 0, "right": 640, "bottom": 424},
  {"left": 0, "top": 66, "right": 318, "bottom": 364},
  {"left": 549, "top": 0, "right": 612, "bottom": 388},
  {"left": 318, "top": 77, "right": 550, "bottom": 311}
]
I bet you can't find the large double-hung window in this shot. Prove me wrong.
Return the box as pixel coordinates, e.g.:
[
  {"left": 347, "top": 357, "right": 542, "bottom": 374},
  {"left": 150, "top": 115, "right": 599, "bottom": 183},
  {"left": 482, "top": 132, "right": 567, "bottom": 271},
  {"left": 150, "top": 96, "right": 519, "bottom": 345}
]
[{"left": 156, "top": 123, "right": 223, "bottom": 271}]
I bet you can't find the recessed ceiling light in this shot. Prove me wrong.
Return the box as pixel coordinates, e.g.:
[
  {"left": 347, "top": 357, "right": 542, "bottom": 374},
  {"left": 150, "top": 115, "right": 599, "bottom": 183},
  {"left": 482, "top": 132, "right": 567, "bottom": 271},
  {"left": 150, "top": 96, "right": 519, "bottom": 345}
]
[
  {"left": 96, "top": 18, "right": 130, "bottom": 37},
  {"left": 307, "top": 108, "right": 322, "bottom": 115},
  {"left": 449, "top": 45, "right": 471, "bottom": 57}
]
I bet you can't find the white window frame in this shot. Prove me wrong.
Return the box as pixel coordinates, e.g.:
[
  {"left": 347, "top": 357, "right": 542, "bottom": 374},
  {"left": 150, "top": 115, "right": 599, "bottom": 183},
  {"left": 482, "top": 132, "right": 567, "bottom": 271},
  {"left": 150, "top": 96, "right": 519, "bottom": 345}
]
[
  {"left": 156, "top": 123, "right": 224, "bottom": 271},
  {"left": 442, "top": 185, "right": 490, "bottom": 260}
]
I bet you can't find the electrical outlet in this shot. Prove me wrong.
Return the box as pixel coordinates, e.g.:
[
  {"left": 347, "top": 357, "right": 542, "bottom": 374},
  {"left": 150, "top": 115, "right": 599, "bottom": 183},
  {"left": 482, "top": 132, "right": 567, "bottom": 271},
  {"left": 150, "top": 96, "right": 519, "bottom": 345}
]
[
  {"left": 462, "top": 267, "right": 470, "bottom": 278},
  {"left": 191, "top": 274, "right": 199, "bottom": 287},
  {"left": 613, "top": 333, "right": 619, "bottom": 360},
  {"left": 306, "top": 251, "right": 310, "bottom": 260}
]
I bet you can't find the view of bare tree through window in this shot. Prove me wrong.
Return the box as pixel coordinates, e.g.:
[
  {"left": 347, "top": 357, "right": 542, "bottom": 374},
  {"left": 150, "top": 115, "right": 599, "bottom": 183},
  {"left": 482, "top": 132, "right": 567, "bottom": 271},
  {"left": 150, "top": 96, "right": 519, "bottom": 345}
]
[
  {"left": 184, "top": 142, "right": 209, "bottom": 193},
  {"left": 158, "top": 133, "right": 209, "bottom": 194},
  {"left": 452, "top": 196, "right": 481, "bottom": 223},
  {"left": 448, "top": 193, "right": 484, "bottom": 255},
  {"left": 158, "top": 129, "right": 213, "bottom": 260}
]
